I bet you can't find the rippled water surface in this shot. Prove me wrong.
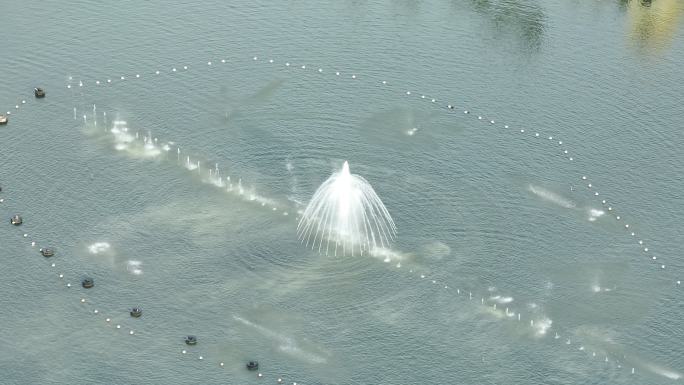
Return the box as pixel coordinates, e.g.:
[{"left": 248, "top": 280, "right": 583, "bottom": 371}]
[{"left": 1, "top": 1, "right": 683, "bottom": 384}]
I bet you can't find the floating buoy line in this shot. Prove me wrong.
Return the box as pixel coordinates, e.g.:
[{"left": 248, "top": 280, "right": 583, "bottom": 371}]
[{"left": 0, "top": 53, "right": 680, "bottom": 382}]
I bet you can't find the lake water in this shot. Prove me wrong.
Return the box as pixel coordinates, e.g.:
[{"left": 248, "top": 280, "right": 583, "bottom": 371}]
[{"left": 1, "top": 1, "right": 683, "bottom": 384}]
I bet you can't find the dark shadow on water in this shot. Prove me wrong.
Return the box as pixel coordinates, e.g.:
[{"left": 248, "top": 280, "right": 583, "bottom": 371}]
[{"left": 455, "top": 0, "right": 547, "bottom": 52}]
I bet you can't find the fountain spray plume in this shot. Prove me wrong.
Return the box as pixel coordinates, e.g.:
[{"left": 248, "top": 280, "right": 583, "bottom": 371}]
[{"left": 297, "top": 161, "right": 397, "bottom": 256}]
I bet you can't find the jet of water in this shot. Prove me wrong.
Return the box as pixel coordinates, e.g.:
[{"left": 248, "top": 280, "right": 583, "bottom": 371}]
[{"left": 297, "top": 161, "right": 396, "bottom": 256}]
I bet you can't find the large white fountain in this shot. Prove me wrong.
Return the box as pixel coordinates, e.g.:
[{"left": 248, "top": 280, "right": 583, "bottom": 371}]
[{"left": 297, "top": 161, "right": 397, "bottom": 256}]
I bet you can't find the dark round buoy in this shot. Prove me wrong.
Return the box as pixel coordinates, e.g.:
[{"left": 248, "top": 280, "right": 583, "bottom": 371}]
[
  {"left": 34, "top": 88, "right": 46, "bottom": 98},
  {"left": 82, "top": 277, "right": 94, "bottom": 288},
  {"left": 246, "top": 361, "right": 259, "bottom": 371},
  {"left": 130, "top": 307, "right": 142, "bottom": 318},
  {"left": 40, "top": 248, "right": 55, "bottom": 257},
  {"left": 10, "top": 214, "right": 22, "bottom": 225},
  {"left": 185, "top": 335, "right": 197, "bottom": 345}
]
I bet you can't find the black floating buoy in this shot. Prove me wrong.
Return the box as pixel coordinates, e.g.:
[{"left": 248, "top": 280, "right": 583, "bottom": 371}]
[
  {"left": 10, "top": 214, "right": 22, "bottom": 225},
  {"left": 34, "top": 87, "right": 45, "bottom": 98},
  {"left": 246, "top": 361, "right": 259, "bottom": 371},
  {"left": 40, "top": 248, "right": 55, "bottom": 257},
  {"left": 82, "top": 277, "right": 94, "bottom": 288},
  {"left": 185, "top": 335, "right": 197, "bottom": 345},
  {"left": 130, "top": 307, "right": 142, "bottom": 318}
]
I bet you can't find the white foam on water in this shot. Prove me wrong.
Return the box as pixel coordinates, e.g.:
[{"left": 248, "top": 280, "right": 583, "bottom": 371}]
[
  {"left": 528, "top": 184, "right": 576, "bottom": 209},
  {"left": 370, "top": 247, "right": 408, "bottom": 263},
  {"left": 532, "top": 317, "right": 553, "bottom": 337},
  {"left": 643, "top": 363, "right": 682, "bottom": 380},
  {"left": 126, "top": 260, "right": 143, "bottom": 275},
  {"left": 490, "top": 295, "right": 514, "bottom": 304},
  {"left": 588, "top": 208, "right": 605, "bottom": 222},
  {"left": 88, "top": 242, "right": 111, "bottom": 254}
]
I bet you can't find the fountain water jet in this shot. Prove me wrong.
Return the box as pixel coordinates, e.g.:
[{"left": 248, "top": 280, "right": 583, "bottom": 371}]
[{"left": 297, "top": 161, "right": 396, "bottom": 256}]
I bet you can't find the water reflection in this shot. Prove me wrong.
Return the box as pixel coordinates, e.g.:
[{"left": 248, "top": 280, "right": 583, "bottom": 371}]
[
  {"left": 622, "top": 0, "right": 683, "bottom": 54},
  {"left": 460, "top": 0, "right": 547, "bottom": 52}
]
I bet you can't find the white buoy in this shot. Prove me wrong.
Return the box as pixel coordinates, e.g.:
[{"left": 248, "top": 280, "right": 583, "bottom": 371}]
[
  {"left": 220, "top": 362, "right": 224, "bottom": 367},
  {"left": 107, "top": 79, "right": 111, "bottom": 83},
  {"left": 351, "top": 75, "right": 356, "bottom": 79},
  {"left": 136, "top": 74, "right": 140, "bottom": 78},
  {"left": 116, "top": 325, "right": 121, "bottom": 329},
  {"left": 106, "top": 318, "right": 111, "bottom": 322},
  {"left": 182, "top": 350, "right": 187, "bottom": 354},
  {"left": 382, "top": 80, "right": 387, "bottom": 84},
  {"left": 207, "top": 61, "right": 212, "bottom": 65},
  {"left": 80, "top": 298, "right": 86, "bottom": 303},
  {"left": 94, "top": 309, "right": 99, "bottom": 314},
  {"left": 644, "top": 247, "right": 649, "bottom": 252},
  {"left": 172, "top": 68, "right": 177, "bottom": 72},
  {"left": 301, "top": 65, "right": 306, "bottom": 69},
  {"left": 199, "top": 356, "right": 203, "bottom": 360},
  {"left": 59, "top": 274, "right": 63, "bottom": 278},
  {"left": 155, "top": 70, "right": 160, "bottom": 74},
  {"left": 318, "top": 68, "right": 322, "bottom": 72},
  {"left": 253, "top": 56, "right": 258, "bottom": 60},
  {"left": 66, "top": 283, "right": 71, "bottom": 287},
  {"left": 504, "top": 125, "right": 508, "bottom": 128},
  {"left": 120, "top": 76, "right": 125, "bottom": 80},
  {"left": 406, "top": 91, "right": 411, "bottom": 95},
  {"left": 130, "top": 330, "right": 135, "bottom": 335}
]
